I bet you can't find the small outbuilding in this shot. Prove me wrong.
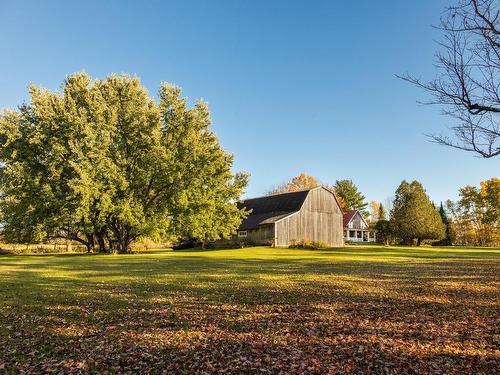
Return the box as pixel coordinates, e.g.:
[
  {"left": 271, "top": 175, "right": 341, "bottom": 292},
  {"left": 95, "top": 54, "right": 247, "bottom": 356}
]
[
  {"left": 343, "top": 209, "right": 376, "bottom": 242},
  {"left": 232, "top": 187, "right": 344, "bottom": 247}
]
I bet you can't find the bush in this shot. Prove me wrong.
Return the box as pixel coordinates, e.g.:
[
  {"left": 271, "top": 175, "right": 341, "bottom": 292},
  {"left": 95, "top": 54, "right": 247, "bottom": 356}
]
[
  {"left": 289, "top": 240, "right": 328, "bottom": 250},
  {"left": 131, "top": 238, "right": 172, "bottom": 251},
  {"left": 0, "top": 243, "right": 87, "bottom": 254},
  {"left": 204, "top": 239, "right": 258, "bottom": 249},
  {"left": 172, "top": 239, "right": 201, "bottom": 250}
]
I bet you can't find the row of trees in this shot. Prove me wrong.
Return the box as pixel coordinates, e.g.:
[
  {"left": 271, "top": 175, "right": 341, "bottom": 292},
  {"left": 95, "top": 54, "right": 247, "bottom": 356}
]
[
  {"left": 444, "top": 178, "right": 499, "bottom": 246},
  {"left": 376, "top": 181, "right": 446, "bottom": 246},
  {"left": 0, "top": 74, "right": 248, "bottom": 253},
  {"left": 375, "top": 178, "right": 499, "bottom": 247}
]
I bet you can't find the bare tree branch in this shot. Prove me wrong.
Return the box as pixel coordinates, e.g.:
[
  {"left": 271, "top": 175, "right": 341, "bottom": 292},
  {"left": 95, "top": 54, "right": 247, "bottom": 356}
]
[{"left": 398, "top": 0, "right": 500, "bottom": 158}]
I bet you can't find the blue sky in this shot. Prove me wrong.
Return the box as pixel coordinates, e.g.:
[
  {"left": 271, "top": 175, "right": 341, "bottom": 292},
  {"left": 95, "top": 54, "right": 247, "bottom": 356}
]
[{"left": 1, "top": 0, "right": 498, "bottom": 204}]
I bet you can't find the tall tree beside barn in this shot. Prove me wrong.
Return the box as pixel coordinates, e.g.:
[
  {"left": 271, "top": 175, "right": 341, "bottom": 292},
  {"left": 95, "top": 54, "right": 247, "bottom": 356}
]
[
  {"left": 159, "top": 83, "right": 249, "bottom": 245},
  {"left": 0, "top": 73, "right": 247, "bottom": 252},
  {"left": 333, "top": 180, "right": 368, "bottom": 216},
  {"left": 390, "top": 180, "right": 445, "bottom": 245}
]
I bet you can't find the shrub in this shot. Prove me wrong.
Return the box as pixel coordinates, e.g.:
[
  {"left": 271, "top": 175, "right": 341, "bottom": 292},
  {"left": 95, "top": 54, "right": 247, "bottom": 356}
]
[
  {"left": 0, "top": 243, "right": 87, "bottom": 254},
  {"left": 289, "top": 240, "right": 328, "bottom": 249}
]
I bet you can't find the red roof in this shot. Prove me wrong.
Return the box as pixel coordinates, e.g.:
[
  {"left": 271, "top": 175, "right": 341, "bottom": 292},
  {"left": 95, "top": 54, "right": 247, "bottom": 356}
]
[{"left": 343, "top": 209, "right": 357, "bottom": 227}]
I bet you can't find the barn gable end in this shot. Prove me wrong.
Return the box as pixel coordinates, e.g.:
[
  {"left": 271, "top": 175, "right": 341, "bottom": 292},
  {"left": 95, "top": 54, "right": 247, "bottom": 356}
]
[{"left": 274, "top": 187, "right": 343, "bottom": 247}]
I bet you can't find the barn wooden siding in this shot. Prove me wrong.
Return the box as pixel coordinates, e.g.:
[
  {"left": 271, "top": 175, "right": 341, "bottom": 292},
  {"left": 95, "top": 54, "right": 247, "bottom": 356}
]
[
  {"left": 274, "top": 188, "right": 343, "bottom": 247},
  {"left": 244, "top": 224, "right": 274, "bottom": 245},
  {"left": 216, "top": 224, "right": 274, "bottom": 246}
]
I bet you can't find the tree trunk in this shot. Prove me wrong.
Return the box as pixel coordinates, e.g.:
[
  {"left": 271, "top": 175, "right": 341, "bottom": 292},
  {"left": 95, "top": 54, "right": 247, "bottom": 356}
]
[
  {"left": 97, "top": 231, "right": 107, "bottom": 253},
  {"left": 417, "top": 238, "right": 422, "bottom": 246},
  {"left": 85, "top": 233, "right": 95, "bottom": 253},
  {"left": 118, "top": 237, "right": 133, "bottom": 254},
  {"left": 109, "top": 221, "right": 135, "bottom": 254}
]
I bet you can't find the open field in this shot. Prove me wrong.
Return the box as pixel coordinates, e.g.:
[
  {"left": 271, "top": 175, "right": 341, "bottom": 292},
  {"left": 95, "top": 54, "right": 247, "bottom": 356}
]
[{"left": 0, "top": 245, "right": 499, "bottom": 374}]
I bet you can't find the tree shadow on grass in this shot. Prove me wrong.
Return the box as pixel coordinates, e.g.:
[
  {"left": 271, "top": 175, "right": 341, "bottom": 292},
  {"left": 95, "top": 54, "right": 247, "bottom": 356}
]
[{"left": 0, "top": 250, "right": 499, "bottom": 373}]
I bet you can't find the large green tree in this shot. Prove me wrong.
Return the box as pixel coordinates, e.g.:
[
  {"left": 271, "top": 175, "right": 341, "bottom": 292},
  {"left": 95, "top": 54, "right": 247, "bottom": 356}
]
[
  {"left": 159, "top": 84, "right": 248, "bottom": 246},
  {"left": 333, "top": 180, "right": 368, "bottom": 216},
  {"left": 0, "top": 73, "right": 247, "bottom": 253},
  {"left": 390, "top": 180, "right": 445, "bottom": 245}
]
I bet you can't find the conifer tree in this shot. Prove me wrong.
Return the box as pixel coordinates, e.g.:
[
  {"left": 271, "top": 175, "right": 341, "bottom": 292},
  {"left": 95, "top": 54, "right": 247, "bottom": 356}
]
[
  {"left": 378, "top": 204, "right": 387, "bottom": 221},
  {"left": 333, "top": 180, "right": 368, "bottom": 216},
  {"left": 390, "top": 180, "right": 445, "bottom": 245},
  {"left": 438, "top": 202, "right": 454, "bottom": 246}
]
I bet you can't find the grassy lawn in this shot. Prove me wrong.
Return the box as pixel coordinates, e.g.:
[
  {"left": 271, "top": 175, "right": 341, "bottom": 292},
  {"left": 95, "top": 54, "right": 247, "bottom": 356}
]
[{"left": 0, "top": 245, "right": 499, "bottom": 374}]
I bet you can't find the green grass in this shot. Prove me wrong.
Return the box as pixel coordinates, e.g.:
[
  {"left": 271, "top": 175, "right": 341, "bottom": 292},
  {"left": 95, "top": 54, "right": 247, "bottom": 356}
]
[{"left": 1, "top": 245, "right": 499, "bottom": 373}]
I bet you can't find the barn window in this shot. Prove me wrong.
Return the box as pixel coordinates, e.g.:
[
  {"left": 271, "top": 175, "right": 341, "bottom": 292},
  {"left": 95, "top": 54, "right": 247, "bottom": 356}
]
[{"left": 238, "top": 231, "right": 247, "bottom": 238}]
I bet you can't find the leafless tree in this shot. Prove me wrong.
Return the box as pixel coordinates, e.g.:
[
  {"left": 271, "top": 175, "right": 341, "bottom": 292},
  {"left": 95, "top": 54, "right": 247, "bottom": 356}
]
[{"left": 399, "top": 0, "right": 499, "bottom": 158}]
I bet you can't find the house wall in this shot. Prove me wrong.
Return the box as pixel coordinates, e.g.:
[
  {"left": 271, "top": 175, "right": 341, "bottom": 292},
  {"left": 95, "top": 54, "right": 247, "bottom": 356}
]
[
  {"left": 274, "top": 188, "right": 343, "bottom": 247},
  {"left": 347, "top": 212, "right": 368, "bottom": 229}
]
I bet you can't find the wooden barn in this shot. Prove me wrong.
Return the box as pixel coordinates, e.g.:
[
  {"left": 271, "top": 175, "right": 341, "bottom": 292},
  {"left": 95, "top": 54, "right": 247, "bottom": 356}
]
[{"left": 233, "top": 187, "right": 344, "bottom": 247}]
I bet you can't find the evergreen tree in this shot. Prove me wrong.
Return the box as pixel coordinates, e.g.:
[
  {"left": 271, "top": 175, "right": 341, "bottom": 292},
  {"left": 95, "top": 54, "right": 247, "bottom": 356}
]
[
  {"left": 378, "top": 204, "right": 387, "bottom": 221},
  {"left": 390, "top": 180, "right": 445, "bottom": 245},
  {"left": 437, "top": 202, "right": 454, "bottom": 246},
  {"left": 375, "top": 220, "right": 392, "bottom": 245},
  {"left": 333, "top": 180, "right": 368, "bottom": 216}
]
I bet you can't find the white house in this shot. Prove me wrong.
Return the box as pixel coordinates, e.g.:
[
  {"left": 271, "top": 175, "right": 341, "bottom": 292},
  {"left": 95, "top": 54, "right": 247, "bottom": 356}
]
[{"left": 343, "top": 209, "right": 376, "bottom": 242}]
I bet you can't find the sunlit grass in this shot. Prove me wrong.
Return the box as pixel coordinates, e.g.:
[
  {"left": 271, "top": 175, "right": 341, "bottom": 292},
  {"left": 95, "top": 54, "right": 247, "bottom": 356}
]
[{"left": 0, "top": 245, "right": 499, "bottom": 373}]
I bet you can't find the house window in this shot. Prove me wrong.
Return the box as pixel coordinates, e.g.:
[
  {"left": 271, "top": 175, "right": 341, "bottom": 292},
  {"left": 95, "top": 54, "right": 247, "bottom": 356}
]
[{"left": 238, "top": 231, "right": 247, "bottom": 238}]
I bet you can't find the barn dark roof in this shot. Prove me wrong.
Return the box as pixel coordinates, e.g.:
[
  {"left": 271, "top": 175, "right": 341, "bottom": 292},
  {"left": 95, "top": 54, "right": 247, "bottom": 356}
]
[
  {"left": 237, "top": 189, "right": 310, "bottom": 230},
  {"left": 343, "top": 209, "right": 357, "bottom": 227}
]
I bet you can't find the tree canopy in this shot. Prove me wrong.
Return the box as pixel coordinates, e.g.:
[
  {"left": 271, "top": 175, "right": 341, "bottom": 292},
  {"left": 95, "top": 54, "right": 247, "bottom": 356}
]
[
  {"left": 378, "top": 203, "right": 387, "bottom": 221},
  {"left": 0, "top": 73, "right": 248, "bottom": 252},
  {"left": 446, "top": 177, "right": 499, "bottom": 246},
  {"left": 390, "top": 180, "right": 445, "bottom": 245},
  {"left": 268, "top": 173, "right": 319, "bottom": 195},
  {"left": 333, "top": 180, "right": 368, "bottom": 216}
]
